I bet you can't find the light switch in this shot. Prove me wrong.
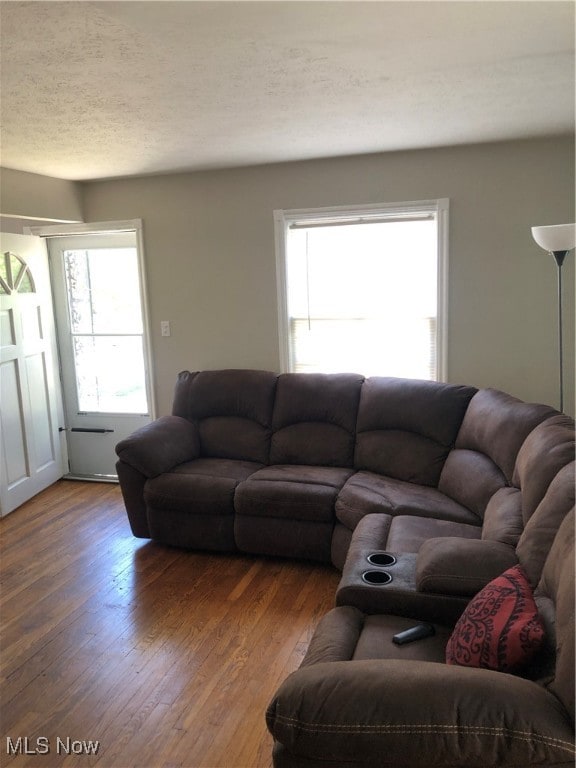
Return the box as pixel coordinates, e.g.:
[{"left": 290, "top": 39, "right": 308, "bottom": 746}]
[{"left": 160, "top": 320, "right": 171, "bottom": 337}]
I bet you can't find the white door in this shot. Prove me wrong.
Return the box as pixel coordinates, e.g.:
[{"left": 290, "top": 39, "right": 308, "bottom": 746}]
[
  {"left": 48, "top": 231, "right": 153, "bottom": 479},
  {"left": 0, "top": 233, "right": 67, "bottom": 515}
]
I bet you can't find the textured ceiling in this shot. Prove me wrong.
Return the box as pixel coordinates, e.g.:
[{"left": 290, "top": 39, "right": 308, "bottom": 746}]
[{"left": 1, "top": 1, "right": 574, "bottom": 181}]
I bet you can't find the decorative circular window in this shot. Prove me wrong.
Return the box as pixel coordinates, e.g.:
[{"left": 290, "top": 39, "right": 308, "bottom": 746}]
[{"left": 0, "top": 252, "right": 36, "bottom": 295}]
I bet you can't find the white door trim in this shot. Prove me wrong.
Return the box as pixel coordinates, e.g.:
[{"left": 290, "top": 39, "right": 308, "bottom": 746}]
[{"left": 27, "top": 220, "right": 143, "bottom": 237}]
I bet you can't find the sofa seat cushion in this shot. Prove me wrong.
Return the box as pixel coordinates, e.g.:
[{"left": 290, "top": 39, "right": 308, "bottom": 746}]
[
  {"left": 235, "top": 465, "right": 354, "bottom": 523},
  {"left": 386, "top": 514, "right": 481, "bottom": 553},
  {"left": 301, "top": 606, "right": 450, "bottom": 668},
  {"left": 144, "top": 458, "right": 264, "bottom": 515},
  {"left": 340, "top": 511, "right": 481, "bottom": 561},
  {"left": 335, "top": 471, "right": 479, "bottom": 530},
  {"left": 354, "top": 614, "right": 451, "bottom": 663}
]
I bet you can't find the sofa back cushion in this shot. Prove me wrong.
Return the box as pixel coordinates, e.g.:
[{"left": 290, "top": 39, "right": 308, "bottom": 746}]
[
  {"left": 516, "top": 462, "right": 575, "bottom": 587},
  {"left": 512, "top": 414, "right": 575, "bottom": 525},
  {"left": 481, "top": 487, "right": 523, "bottom": 546},
  {"left": 172, "top": 369, "right": 277, "bottom": 463},
  {"left": 452, "top": 389, "right": 557, "bottom": 483},
  {"left": 534, "top": 507, "right": 575, "bottom": 721},
  {"left": 270, "top": 373, "right": 364, "bottom": 467},
  {"left": 354, "top": 377, "right": 477, "bottom": 486},
  {"left": 438, "top": 389, "right": 557, "bottom": 519}
]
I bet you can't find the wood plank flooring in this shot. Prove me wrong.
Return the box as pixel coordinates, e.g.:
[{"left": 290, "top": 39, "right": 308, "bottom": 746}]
[{"left": 1, "top": 481, "right": 340, "bottom": 768}]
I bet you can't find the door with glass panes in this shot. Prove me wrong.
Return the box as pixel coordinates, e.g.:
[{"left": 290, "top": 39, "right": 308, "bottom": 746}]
[
  {"left": 0, "top": 233, "right": 67, "bottom": 514},
  {"left": 49, "top": 231, "right": 152, "bottom": 479}
]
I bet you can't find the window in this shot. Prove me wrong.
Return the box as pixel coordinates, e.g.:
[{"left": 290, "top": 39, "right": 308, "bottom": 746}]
[
  {"left": 0, "top": 252, "right": 35, "bottom": 294},
  {"left": 275, "top": 200, "right": 448, "bottom": 380},
  {"left": 62, "top": 244, "right": 147, "bottom": 414}
]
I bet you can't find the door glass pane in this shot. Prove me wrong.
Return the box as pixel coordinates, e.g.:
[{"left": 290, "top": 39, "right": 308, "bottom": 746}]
[
  {"left": 64, "top": 248, "right": 143, "bottom": 334},
  {"left": 17, "top": 272, "right": 34, "bottom": 293},
  {"left": 73, "top": 336, "right": 148, "bottom": 413},
  {"left": 63, "top": 246, "right": 148, "bottom": 415},
  {"left": 0, "top": 254, "right": 8, "bottom": 286},
  {"left": 0, "top": 252, "right": 36, "bottom": 293}
]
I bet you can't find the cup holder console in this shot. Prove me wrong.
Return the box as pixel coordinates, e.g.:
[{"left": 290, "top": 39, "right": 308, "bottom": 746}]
[
  {"left": 361, "top": 570, "right": 393, "bottom": 585},
  {"left": 366, "top": 552, "right": 396, "bottom": 567},
  {"left": 360, "top": 552, "right": 396, "bottom": 586}
]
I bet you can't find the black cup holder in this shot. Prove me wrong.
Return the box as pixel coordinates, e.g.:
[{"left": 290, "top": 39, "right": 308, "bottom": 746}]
[
  {"left": 366, "top": 552, "right": 396, "bottom": 567},
  {"left": 361, "top": 570, "right": 393, "bottom": 585}
]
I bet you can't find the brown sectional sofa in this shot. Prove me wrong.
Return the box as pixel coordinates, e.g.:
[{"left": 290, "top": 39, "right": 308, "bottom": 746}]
[
  {"left": 266, "top": 510, "right": 575, "bottom": 768},
  {"left": 115, "top": 368, "right": 575, "bottom": 767},
  {"left": 116, "top": 369, "right": 566, "bottom": 572}
]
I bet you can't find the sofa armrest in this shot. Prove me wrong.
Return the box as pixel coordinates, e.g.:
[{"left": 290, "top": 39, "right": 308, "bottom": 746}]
[
  {"left": 266, "top": 660, "right": 575, "bottom": 767},
  {"left": 115, "top": 415, "right": 200, "bottom": 478},
  {"left": 416, "top": 537, "right": 518, "bottom": 596}
]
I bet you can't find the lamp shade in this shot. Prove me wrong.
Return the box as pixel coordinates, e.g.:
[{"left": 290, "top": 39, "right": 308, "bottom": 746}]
[{"left": 531, "top": 223, "right": 576, "bottom": 252}]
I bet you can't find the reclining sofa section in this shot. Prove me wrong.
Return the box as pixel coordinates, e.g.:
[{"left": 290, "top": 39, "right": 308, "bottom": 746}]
[
  {"left": 266, "top": 509, "right": 576, "bottom": 768},
  {"left": 116, "top": 369, "right": 575, "bottom": 767},
  {"left": 115, "top": 369, "right": 567, "bottom": 572}
]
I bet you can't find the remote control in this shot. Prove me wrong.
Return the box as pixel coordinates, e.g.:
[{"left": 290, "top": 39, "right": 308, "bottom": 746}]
[{"left": 392, "top": 623, "right": 435, "bottom": 645}]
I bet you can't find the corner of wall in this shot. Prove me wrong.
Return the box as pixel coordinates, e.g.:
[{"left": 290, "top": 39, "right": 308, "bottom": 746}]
[{"left": 0, "top": 167, "right": 84, "bottom": 226}]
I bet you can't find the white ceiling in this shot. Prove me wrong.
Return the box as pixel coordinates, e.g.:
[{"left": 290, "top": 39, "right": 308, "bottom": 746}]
[{"left": 1, "top": 1, "right": 574, "bottom": 182}]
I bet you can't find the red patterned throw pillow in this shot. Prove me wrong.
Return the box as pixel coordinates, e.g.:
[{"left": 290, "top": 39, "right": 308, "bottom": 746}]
[{"left": 446, "top": 564, "right": 545, "bottom": 672}]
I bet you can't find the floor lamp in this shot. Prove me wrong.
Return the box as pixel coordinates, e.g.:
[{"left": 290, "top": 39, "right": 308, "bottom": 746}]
[{"left": 531, "top": 223, "right": 576, "bottom": 413}]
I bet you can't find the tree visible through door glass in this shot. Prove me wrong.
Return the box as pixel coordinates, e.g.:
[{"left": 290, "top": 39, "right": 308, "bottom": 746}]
[{"left": 64, "top": 248, "right": 148, "bottom": 414}]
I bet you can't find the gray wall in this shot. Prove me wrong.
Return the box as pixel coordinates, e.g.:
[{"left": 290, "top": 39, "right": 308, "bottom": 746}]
[
  {"left": 0, "top": 167, "right": 83, "bottom": 227},
  {"left": 3, "top": 136, "right": 574, "bottom": 416},
  {"left": 81, "top": 137, "right": 575, "bottom": 416}
]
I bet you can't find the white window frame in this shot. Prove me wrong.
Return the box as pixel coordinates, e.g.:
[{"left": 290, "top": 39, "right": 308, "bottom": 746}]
[{"left": 274, "top": 199, "right": 449, "bottom": 381}]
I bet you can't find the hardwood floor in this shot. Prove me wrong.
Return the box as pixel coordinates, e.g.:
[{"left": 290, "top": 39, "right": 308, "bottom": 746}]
[{"left": 1, "top": 481, "right": 340, "bottom": 768}]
